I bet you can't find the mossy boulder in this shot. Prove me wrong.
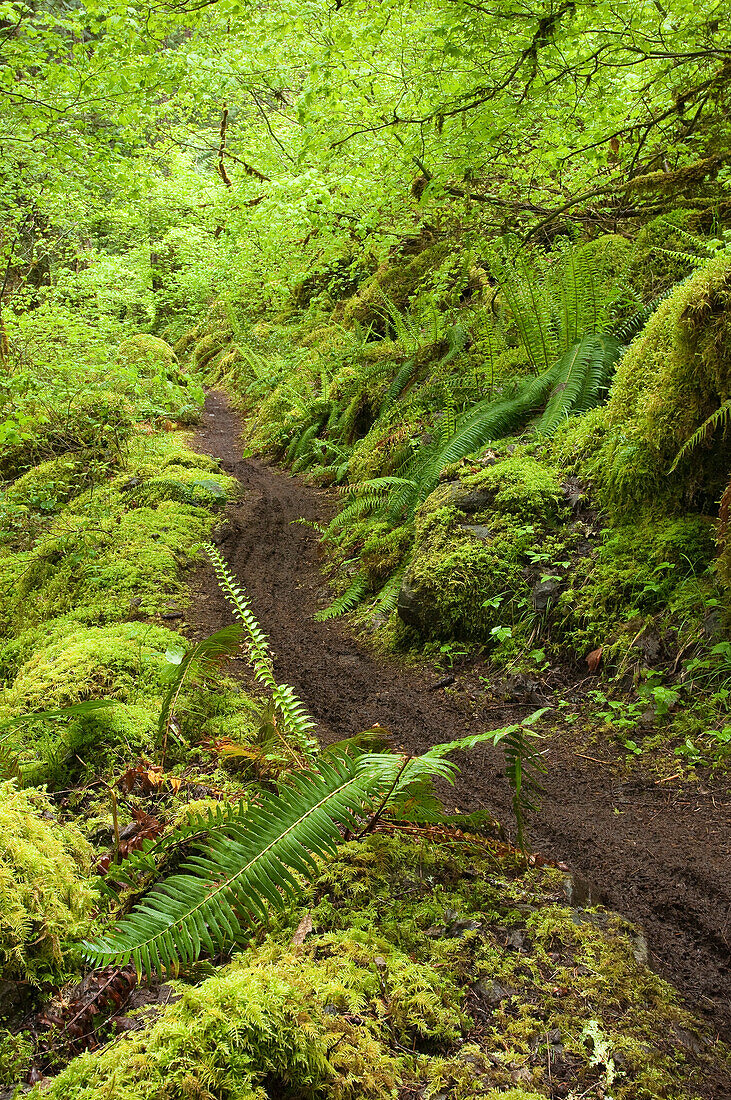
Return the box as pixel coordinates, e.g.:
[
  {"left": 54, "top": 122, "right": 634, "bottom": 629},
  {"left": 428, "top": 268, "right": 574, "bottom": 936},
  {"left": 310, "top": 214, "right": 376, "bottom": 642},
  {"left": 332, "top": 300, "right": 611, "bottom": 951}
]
[
  {"left": 30, "top": 834, "right": 731, "bottom": 1099},
  {"left": 560, "top": 253, "right": 731, "bottom": 517},
  {"left": 555, "top": 514, "right": 719, "bottom": 661},
  {"left": 2, "top": 621, "right": 184, "bottom": 710},
  {"left": 333, "top": 243, "right": 450, "bottom": 331},
  {"left": 630, "top": 210, "right": 705, "bottom": 297},
  {"left": 0, "top": 782, "right": 94, "bottom": 983},
  {"left": 398, "top": 455, "right": 565, "bottom": 639},
  {"left": 117, "top": 334, "right": 177, "bottom": 370}
]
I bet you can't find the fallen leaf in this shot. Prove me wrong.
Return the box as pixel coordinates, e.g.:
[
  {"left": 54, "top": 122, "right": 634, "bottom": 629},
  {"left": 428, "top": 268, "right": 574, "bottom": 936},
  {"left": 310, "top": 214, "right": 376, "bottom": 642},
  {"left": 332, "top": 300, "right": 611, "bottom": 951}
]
[
  {"left": 290, "top": 914, "right": 313, "bottom": 946},
  {"left": 587, "top": 647, "right": 603, "bottom": 672}
]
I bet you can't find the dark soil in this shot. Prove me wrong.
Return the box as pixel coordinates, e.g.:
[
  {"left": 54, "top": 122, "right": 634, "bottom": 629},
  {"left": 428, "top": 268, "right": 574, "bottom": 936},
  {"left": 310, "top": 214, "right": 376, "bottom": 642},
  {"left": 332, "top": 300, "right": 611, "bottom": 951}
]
[{"left": 190, "top": 391, "right": 731, "bottom": 1052}]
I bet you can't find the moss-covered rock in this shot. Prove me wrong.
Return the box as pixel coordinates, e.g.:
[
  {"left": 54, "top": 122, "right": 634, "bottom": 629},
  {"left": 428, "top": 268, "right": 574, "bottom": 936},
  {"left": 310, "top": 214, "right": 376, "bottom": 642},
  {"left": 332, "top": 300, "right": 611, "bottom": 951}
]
[
  {"left": 2, "top": 621, "right": 183, "bottom": 710},
  {"left": 398, "top": 454, "right": 566, "bottom": 640},
  {"left": 559, "top": 254, "right": 731, "bottom": 517},
  {"left": 333, "top": 243, "right": 451, "bottom": 331},
  {"left": 29, "top": 834, "right": 731, "bottom": 1099},
  {"left": 0, "top": 782, "right": 94, "bottom": 983},
  {"left": 555, "top": 515, "right": 719, "bottom": 660},
  {"left": 118, "top": 334, "right": 177, "bottom": 370}
]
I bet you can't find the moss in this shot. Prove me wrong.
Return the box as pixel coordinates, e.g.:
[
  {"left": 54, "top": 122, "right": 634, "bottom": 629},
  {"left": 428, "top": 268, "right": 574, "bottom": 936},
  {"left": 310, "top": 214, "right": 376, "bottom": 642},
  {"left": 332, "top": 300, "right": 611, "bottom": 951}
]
[
  {"left": 2, "top": 621, "right": 182, "bottom": 710},
  {"left": 554, "top": 515, "right": 718, "bottom": 661},
  {"left": 33, "top": 941, "right": 404, "bottom": 1100},
  {"left": 361, "top": 523, "right": 414, "bottom": 585},
  {"left": 0, "top": 498, "right": 208, "bottom": 633},
  {"left": 458, "top": 453, "right": 564, "bottom": 520},
  {"left": 0, "top": 429, "right": 236, "bottom": 783},
  {"left": 400, "top": 505, "right": 535, "bottom": 640},
  {"left": 397, "top": 453, "right": 567, "bottom": 641},
  {"left": 630, "top": 210, "right": 706, "bottom": 297},
  {"left": 117, "top": 334, "right": 177, "bottom": 369},
  {"left": 34, "top": 834, "right": 727, "bottom": 1099},
  {"left": 0, "top": 433, "right": 233, "bottom": 637},
  {"left": 0, "top": 391, "right": 134, "bottom": 480},
  {"left": 333, "top": 243, "right": 451, "bottom": 330},
  {"left": 0, "top": 456, "right": 87, "bottom": 550},
  {"left": 173, "top": 327, "right": 201, "bottom": 356},
  {"left": 0, "top": 1030, "right": 34, "bottom": 1088},
  {"left": 0, "top": 781, "right": 94, "bottom": 983},
  {"left": 560, "top": 254, "right": 731, "bottom": 517},
  {"left": 194, "top": 332, "right": 228, "bottom": 371}
]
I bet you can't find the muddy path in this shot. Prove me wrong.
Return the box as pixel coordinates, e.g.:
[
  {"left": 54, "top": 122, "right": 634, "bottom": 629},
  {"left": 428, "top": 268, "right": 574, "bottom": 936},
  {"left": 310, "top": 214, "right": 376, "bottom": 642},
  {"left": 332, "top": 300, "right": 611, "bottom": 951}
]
[{"left": 190, "top": 390, "right": 731, "bottom": 1044}]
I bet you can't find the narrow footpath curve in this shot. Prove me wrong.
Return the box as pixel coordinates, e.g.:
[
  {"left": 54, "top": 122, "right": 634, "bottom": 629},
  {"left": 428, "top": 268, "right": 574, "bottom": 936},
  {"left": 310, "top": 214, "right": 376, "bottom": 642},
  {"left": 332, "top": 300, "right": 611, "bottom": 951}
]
[{"left": 189, "top": 390, "right": 731, "bottom": 1044}]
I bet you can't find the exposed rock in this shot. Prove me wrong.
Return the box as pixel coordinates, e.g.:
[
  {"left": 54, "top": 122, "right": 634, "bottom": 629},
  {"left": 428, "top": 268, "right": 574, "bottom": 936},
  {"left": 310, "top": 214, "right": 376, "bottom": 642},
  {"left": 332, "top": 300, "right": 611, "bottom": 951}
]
[
  {"left": 458, "top": 521, "right": 492, "bottom": 541},
  {"left": 426, "top": 909, "right": 484, "bottom": 938},
  {"left": 532, "top": 574, "right": 562, "bottom": 610},
  {"left": 397, "top": 576, "right": 442, "bottom": 635},
  {"left": 473, "top": 978, "right": 515, "bottom": 1007},
  {"left": 445, "top": 484, "right": 495, "bottom": 513}
]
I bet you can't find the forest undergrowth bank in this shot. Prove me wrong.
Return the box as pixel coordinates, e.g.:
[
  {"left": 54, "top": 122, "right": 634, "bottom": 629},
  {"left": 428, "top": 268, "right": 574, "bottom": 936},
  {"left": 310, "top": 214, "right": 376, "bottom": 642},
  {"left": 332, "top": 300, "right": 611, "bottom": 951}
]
[
  {"left": 3, "top": 0, "right": 731, "bottom": 1093},
  {"left": 0, "top": 316, "right": 729, "bottom": 1100}
]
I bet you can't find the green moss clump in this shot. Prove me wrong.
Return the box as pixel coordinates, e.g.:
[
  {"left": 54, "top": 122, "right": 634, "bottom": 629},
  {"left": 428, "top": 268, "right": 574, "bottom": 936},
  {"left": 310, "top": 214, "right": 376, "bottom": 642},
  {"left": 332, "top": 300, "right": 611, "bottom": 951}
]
[
  {"left": 334, "top": 243, "right": 451, "bottom": 330},
  {"left": 34, "top": 834, "right": 729, "bottom": 1099},
  {"left": 0, "top": 1031, "right": 34, "bottom": 1088},
  {"left": 32, "top": 941, "right": 404, "bottom": 1100},
  {"left": 457, "top": 453, "right": 563, "bottom": 520},
  {"left": 117, "top": 334, "right": 177, "bottom": 369},
  {"left": 0, "top": 429, "right": 237, "bottom": 782},
  {"left": 0, "top": 456, "right": 87, "bottom": 551},
  {"left": 559, "top": 254, "right": 731, "bottom": 518},
  {"left": 0, "top": 782, "right": 94, "bottom": 983},
  {"left": 0, "top": 391, "right": 134, "bottom": 480},
  {"left": 398, "top": 453, "right": 566, "bottom": 640},
  {"left": 630, "top": 210, "right": 704, "bottom": 297},
  {"left": 0, "top": 434, "right": 234, "bottom": 637},
  {"left": 3, "top": 621, "right": 182, "bottom": 710},
  {"left": 399, "top": 507, "right": 529, "bottom": 638},
  {"left": 556, "top": 515, "right": 718, "bottom": 659}
]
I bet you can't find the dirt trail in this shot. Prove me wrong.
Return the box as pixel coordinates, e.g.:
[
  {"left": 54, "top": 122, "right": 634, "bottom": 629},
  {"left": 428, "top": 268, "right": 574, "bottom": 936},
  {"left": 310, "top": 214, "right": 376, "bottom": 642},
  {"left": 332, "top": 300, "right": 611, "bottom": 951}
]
[{"left": 190, "top": 390, "right": 731, "bottom": 1043}]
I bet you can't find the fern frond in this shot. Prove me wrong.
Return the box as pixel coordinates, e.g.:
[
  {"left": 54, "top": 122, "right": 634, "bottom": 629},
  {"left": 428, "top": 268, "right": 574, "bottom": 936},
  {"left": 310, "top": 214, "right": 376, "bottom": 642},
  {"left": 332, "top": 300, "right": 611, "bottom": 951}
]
[
  {"left": 0, "top": 699, "right": 117, "bottom": 731},
  {"left": 609, "top": 291, "right": 669, "bottom": 345},
  {"left": 488, "top": 248, "right": 557, "bottom": 373},
  {"left": 535, "top": 334, "right": 621, "bottom": 436},
  {"left": 0, "top": 737, "right": 21, "bottom": 781},
  {"left": 87, "top": 712, "right": 554, "bottom": 976},
  {"left": 324, "top": 478, "right": 416, "bottom": 535},
  {"left": 370, "top": 566, "right": 407, "bottom": 615},
  {"left": 205, "top": 545, "right": 317, "bottom": 750},
  {"left": 407, "top": 373, "right": 556, "bottom": 506},
  {"left": 85, "top": 753, "right": 390, "bottom": 977},
  {"left": 314, "top": 573, "right": 369, "bottom": 621},
  {"left": 437, "top": 393, "right": 457, "bottom": 450},
  {"left": 669, "top": 399, "right": 731, "bottom": 473},
  {"left": 102, "top": 798, "right": 255, "bottom": 893},
  {"left": 412, "top": 710, "right": 548, "bottom": 769},
  {"left": 287, "top": 420, "right": 320, "bottom": 466}
]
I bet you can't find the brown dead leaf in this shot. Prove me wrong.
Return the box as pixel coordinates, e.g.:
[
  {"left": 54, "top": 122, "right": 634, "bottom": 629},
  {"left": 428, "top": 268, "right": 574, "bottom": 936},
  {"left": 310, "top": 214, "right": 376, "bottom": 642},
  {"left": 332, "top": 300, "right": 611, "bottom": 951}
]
[
  {"left": 290, "top": 914, "right": 313, "bottom": 947},
  {"left": 587, "top": 646, "right": 603, "bottom": 672}
]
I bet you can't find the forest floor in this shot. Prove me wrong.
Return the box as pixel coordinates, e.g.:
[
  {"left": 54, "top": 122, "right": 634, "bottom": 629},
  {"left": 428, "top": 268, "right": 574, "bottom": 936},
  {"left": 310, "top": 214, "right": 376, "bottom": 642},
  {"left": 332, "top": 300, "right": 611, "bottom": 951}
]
[{"left": 188, "top": 390, "right": 731, "bottom": 1044}]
